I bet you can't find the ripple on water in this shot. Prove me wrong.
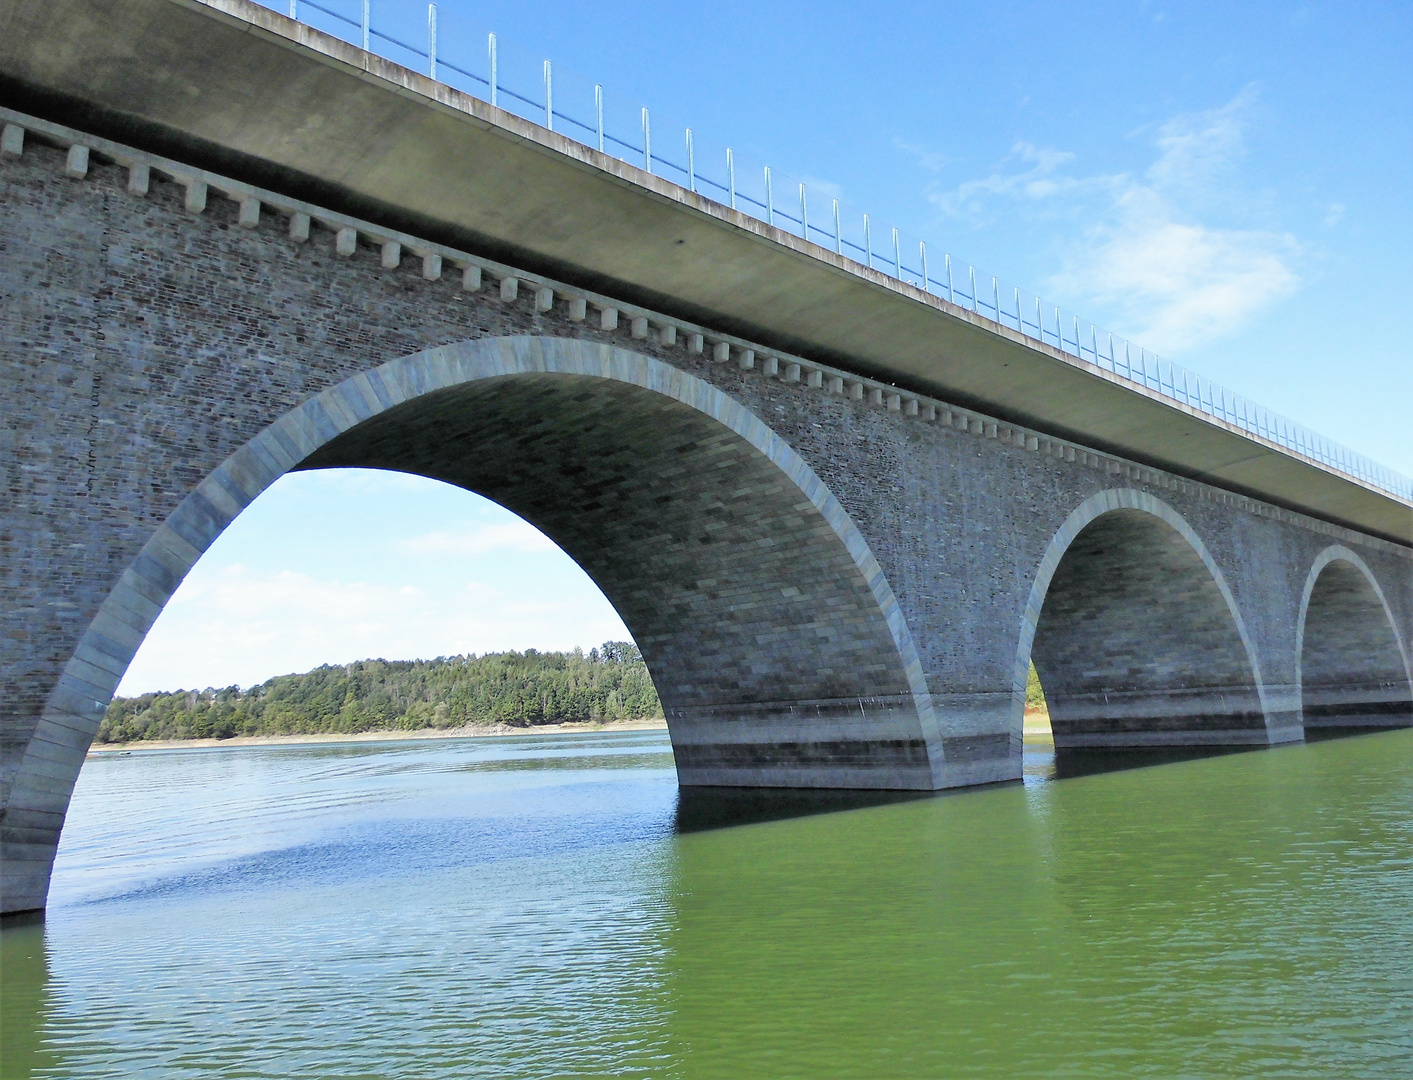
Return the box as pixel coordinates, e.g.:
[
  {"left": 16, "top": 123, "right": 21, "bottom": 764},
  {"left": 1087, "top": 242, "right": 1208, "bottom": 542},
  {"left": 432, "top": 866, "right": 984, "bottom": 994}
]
[{"left": 3, "top": 727, "right": 1410, "bottom": 1079}]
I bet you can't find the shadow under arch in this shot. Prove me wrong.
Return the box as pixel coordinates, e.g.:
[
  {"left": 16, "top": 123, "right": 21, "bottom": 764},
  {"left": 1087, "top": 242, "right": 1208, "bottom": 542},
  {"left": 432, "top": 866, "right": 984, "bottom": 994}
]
[
  {"left": 5, "top": 336, "right": 958, "bottom": 911},
  {"left": 1297, "top": 545, "right": 1413, "bottom": 736},
  {"left": 1012, "top": 489, "right": 1284, "bottom": 749}
]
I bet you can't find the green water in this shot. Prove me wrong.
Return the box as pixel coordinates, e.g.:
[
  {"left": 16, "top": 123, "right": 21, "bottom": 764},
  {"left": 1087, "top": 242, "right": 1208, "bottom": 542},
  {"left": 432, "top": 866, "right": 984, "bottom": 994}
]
[{"left": 2, "top": 729, "right": 1411, "bottom": 1078}]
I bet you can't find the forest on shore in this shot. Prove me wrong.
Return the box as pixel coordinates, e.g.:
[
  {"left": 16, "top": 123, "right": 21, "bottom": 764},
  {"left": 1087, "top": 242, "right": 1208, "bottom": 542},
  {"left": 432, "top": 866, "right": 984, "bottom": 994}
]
[
  {"left": 97, "top": 643, "right": 660, "bottom": 744},
  {"left": 97, "top": 646, "right": 1050, "bottom": 745}
]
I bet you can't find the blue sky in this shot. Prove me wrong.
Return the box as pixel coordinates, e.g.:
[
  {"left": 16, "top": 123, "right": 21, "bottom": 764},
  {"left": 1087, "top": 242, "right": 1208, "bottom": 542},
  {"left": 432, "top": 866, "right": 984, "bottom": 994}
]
[
  {"left": 119, "top": 0, "right": 1411, "bottom": 693},
  {"left": 120, "top": 470, "right": 631, "bottom": 692}
]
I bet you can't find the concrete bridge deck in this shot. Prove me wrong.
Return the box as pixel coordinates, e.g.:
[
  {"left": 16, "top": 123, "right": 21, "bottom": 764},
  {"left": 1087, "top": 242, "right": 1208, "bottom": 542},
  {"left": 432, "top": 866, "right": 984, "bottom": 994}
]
[
  {"left": 1, "top": 0, "right": 1411, "bottom": 916},
  {"left": 2, "top": 0, "right": 1409, "bottom": 544}
]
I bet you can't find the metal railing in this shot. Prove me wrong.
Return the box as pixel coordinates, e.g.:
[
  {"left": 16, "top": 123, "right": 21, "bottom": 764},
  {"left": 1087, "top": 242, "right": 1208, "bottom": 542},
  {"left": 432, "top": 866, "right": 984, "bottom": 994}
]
[{"left": 265, "top": 0, "right": 1410, "bottom": 502}]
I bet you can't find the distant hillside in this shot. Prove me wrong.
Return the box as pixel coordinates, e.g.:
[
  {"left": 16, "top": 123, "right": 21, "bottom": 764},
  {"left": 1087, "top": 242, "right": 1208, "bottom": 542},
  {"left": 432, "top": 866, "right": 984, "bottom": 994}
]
[{"left": 97, "top": 643, "right": 660, "bottom": 744}]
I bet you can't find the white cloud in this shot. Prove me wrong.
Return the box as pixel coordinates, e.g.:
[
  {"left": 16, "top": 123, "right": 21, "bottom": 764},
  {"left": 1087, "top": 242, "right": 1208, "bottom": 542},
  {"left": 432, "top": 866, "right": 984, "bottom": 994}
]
[
  {"left": 400, "top": 520, "right": 558, "bottom": 556},
  {"left": 931, "top": 143, "right": 1098, "bottom": 218},
  {"left": 1145, "top": 89, "right": 1253, "bottom": 192},
  {"left": 891, "top": 139, "right": 959, "bottom": 176},
  {"left": 118, "top": 562, "right": 628, "bottom": 695},
  {"left": 1047, "top": 188, "right": 1299, "bottom": 351},
  {"left": 929, "top": 88, "right": 1301, "bottom": 352}
]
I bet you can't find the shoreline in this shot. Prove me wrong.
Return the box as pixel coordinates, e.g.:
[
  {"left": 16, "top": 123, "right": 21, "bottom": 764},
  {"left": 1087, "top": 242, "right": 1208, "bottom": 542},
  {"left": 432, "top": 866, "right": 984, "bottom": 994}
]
[
  {"left": 86, "top": 717, "right": 670, "bottom": 755},
  {"left": 1023, "top": 709, "right": 1053, "bottom": 740},
  {"left": 88, "top": 710, "right": 1054, "bottom": 755}
]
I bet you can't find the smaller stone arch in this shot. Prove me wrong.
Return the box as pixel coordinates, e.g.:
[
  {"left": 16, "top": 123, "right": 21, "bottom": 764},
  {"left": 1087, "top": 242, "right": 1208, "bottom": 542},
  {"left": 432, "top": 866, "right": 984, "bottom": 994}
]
[
  {"left": 1014, "top": 489, "right": 1277, "bottom": 747},
  {"left": 1297, "top": 546, "right": 1413, "bottom": 733}
]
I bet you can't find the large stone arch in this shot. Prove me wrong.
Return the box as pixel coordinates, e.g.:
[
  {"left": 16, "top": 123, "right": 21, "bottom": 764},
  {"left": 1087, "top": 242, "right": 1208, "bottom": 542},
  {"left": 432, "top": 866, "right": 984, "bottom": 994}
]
[
  {"left": 1, "top": 336, "right": 947, "bottom": 913},
  {"left": 1012, "top": 489, "right": 1277, "bottom": 747},
  {"left": 1296, "top": 546, "right": 1413, "bottom": 733}
]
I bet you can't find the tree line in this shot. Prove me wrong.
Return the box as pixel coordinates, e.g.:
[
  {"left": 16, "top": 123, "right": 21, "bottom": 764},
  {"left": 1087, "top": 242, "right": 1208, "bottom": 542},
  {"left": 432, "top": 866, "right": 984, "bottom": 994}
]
[{"left": 96, "top": 643, "right": 661, "bottom": 744}]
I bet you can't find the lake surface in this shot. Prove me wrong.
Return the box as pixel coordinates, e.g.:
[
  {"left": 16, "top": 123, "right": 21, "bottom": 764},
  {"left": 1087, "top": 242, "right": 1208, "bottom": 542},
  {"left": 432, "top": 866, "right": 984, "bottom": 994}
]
[{"left": 3, "top": 727, "right": 1411, "bottom": 1078}]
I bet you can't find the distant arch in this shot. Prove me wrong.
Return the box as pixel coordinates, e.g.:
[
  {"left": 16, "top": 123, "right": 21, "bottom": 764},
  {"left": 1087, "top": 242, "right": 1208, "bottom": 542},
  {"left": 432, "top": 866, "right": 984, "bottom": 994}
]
[
  {"left": 1296, "top": 546, "right": 1413, "bottom": 733},
  {"left": 1013, "top": 489, "right": 1276, "bottom": 747},
  {"left": 5, "top": 336, "right": 946, "bottom": 913}
]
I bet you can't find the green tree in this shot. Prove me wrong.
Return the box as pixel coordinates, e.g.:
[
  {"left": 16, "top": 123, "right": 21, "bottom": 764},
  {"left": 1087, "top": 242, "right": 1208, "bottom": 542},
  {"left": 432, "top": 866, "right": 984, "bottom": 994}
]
[{"left": 96, "top": 648, "right": 665, "bottom": 744}]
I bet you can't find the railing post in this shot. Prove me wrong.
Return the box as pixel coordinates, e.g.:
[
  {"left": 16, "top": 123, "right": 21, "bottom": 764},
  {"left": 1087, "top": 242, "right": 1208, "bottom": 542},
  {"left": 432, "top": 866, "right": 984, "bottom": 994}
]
[
  {"left": 921, "top": 242, "right": 930, "bottom": 292},
  {"left": 362, "top": 0, "right": 370, "bottom": 51},
  {"left": 833, "top": 199, "right": 842, "bottom": 254},
  {"left": 893, "top": 228, "right": 902, "bottom": 278},
  {"left": 1054, "top": 307, "right": 1063, "bottom": 352},
  {"left": 946, "top": 254, "right": 954, "bottom": 303},
  {"left": 1015, "top": 286, "right": 1022, "bottom": 332},
  {"left": 764, "top": 166, "right": 774, "bottom": 225},
  {"left": 489, "top": 34, "right": 498, "bottom": 107},
  {"left": 992, "top": 276, "right": 1000, "bottom": 322},
  {"left": 799, "top": 184, "right": 808, "bottom": 239},
  {"left": 864, "top": 214, "right": 873, "bottom": 268},
  {"left": 642, "top": 108, "right": 651, "bottom": 173},
  {"left": 727, "top": 149, "right": 736, "bottom": 209},
  {"left": 970, "top": 267, "right": 978, "bottom": 313},
  {"left": 288, "top": 0, "right": 296, "bottom": 17},
  {"left": 687, "top": 129, "right": 696, "bottom": 192},
  {"left": 428, "top": 4, "right": 437, "bottom": 79},
  {"left": 544, "top": 61, "right": 553, "bottom": 131},
  {"left": 595, "top": 85, "right": 604, "bottom": 152}
]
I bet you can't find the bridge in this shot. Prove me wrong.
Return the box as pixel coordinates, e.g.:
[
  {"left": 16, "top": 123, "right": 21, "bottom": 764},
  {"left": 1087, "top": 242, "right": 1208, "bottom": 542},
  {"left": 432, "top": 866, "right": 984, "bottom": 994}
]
[{"left": 2, "top": 0, "right": 1410, "bottom": 915}]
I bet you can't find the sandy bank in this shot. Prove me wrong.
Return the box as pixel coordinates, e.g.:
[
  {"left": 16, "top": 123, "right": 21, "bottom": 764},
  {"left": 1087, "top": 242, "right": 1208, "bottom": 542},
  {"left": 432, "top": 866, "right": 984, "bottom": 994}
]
[
  {"left": 87, "top": 717, "right": 669, "bottom": 755},
  {"left": 1023, "top": 708, "right": 1053, "bottom": 741},
  {"left": 90, "top": 711, "right": 1052, "bottom": 756}
]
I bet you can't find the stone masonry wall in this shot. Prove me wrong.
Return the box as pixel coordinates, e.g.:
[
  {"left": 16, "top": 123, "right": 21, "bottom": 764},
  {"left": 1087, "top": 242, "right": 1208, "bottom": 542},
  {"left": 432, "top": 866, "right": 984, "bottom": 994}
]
[{"left": 3, "top": 122, "right": 1412, "bottom": 838}]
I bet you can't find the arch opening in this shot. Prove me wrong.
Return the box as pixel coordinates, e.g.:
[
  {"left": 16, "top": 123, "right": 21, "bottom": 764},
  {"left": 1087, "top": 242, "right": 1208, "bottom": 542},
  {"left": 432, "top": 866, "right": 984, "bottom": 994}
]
[
  {"left": 296, "top": 367, "right": 937, "bottom": 788},
  {"left": 102, "top": 466, "right": 650, "bottom": 731},
  {"left": 4, "top": 337, "right": 947, "bottom": 913},
  {"left": 1299, "top": 554, "right": 1413, "bottom": 734},
  {"left": 1026, "top": 503, "right": 1268, "bottom": 748}
]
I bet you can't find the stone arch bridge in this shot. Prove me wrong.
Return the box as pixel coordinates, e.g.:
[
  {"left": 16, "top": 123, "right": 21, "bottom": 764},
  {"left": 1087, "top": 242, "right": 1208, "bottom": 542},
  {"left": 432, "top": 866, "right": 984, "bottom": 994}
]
[{"left": 1, "top": 0, "right": 1411, "bottom": 914}]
